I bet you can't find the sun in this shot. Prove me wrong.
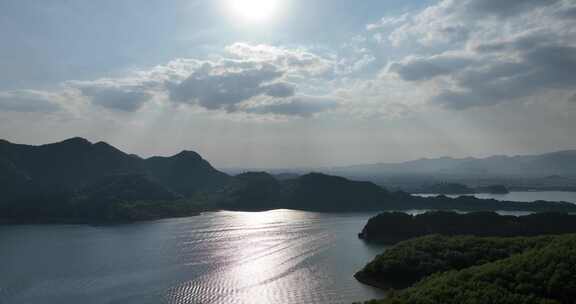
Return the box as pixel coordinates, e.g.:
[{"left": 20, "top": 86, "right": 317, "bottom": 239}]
[{"left": 226, "top": 0, "right": 282, "bottom": 24}]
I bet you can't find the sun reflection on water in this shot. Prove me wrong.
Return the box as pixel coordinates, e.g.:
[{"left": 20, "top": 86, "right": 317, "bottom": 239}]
[{"left": 168, "top": 210, "right": 337, "bottom": 304}]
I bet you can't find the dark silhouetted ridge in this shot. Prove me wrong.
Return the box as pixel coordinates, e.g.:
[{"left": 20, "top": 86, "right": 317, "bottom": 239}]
[
  {"left": 144, "top": 149, "right": 231, "bottom": 197},
  {"left": 284, "top": 173, "right": 392, "bottom": 211},
  {"left": 0, "top": 138, "right": 231, "bottom": 222},
  {"left": 219, "top": 172, "right": 283, "bottom": 210},
  {"left": 58, "top": 137, "right": 91, "bottom": 146}
]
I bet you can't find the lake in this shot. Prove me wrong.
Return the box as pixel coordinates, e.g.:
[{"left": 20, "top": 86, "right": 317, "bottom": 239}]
[
  {"left": 4, "top": 192, "right": 574, "bottom": 304},
  {"left": 0, "top": 210, "right": 388, "bottom": 304},
  {"left": 415, "top": 191, "right": 576, "bottom": 204}
]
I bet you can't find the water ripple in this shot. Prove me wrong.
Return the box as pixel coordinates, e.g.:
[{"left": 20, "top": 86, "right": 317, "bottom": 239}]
[{"left": 0, "top": 210, "right": 387, "bottom": 304}]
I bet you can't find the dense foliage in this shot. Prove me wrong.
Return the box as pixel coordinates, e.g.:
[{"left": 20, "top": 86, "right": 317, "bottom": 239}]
[
  {"left": 359, "top": 211, "right": 576, "bottom": 243},
  {"left": 355, "top": 234, "right": 557, "bottom": 288},
  {"left": 355, "top": 234, "right": 576, "bottom": 304}
]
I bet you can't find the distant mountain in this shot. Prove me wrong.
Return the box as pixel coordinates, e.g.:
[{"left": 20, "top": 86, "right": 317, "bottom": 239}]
[{"left": 328, "top": 150, "right": 576, "bottom": 178}]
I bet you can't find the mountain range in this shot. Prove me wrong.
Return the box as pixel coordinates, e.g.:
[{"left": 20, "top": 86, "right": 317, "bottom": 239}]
[
  {"left": 2, "top": 138, "right": 576, "bottom": 223},
  {"left": 0, "top": 137, "right": 228, "bottom": 221},
  {"left": 0, "top": 137, "right": 230, "bottom": 192},
  {"left": 327, "top": 150, "right": 576, "bottom": 178}
]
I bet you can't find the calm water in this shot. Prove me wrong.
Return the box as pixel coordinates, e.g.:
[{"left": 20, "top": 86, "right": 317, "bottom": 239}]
[
  {"left": 0, "top": 210, "right": 388, "bottom": 304},
  {"left": 416, "top": 191, "right": 576, "bottom": 204}
]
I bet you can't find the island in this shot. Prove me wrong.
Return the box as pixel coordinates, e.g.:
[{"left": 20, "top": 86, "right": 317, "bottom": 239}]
[{"left": 358, "top": 211, "right": 576, "bottom": 244}]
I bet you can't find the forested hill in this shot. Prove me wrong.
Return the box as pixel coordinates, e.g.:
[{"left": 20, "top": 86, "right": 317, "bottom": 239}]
[
  {"left": 0, "top": 137, "right": 230, "bottom": 222},
  {"left": 0, "top": 137, "right": 230, "bottom": 193},
  {"left": 354, "top": 234, "right": 576, "bottom": 304}
]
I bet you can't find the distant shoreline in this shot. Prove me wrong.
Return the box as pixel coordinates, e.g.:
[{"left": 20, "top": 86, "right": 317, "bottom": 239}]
[{"left": 3, "top": 201, "right": 576, "bottom": 226}]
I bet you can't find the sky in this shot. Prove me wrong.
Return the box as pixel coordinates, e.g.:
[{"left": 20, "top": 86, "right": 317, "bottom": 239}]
[{"left": 1, "top": 0, "right": 576, "bottom": 168}]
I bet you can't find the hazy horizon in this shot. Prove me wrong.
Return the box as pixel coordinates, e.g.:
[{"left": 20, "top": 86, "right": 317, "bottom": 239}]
[
  {"left": 1, "top": 0, "right": 575, "bottom": 167},
  {"left": 3, "top": 136, "right": 576, "bottom": 170}
]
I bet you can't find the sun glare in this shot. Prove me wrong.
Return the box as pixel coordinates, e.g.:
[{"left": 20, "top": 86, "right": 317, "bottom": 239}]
[{"left": 226, "top": 0, "right": 282, "bottom": 24}]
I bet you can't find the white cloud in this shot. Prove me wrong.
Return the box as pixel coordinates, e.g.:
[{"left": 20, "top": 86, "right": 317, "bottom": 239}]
[
  {"left": 0, "top": 43, "right": 340, "bottom": 118},
  {"left": 225, "top": 43, "right": 335, "bottom": 77},
  {"left": 245, "top": 95, "right": 340, "bottom": 117},
  {"left": 366, "top": 13, "right": 409, "bottom": 31},
  {"left": 390, "top": 52, "right": 476, "bottom": 81}
]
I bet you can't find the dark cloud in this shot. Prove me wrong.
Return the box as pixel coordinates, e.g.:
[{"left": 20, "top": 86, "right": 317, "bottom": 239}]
[
  {"left": 465, "top": 0, "right": 561, "bottom": 17},
  {"left": 169, "top": 62, "right": 293, "bottom": 111},
  {"left": 80, "top": 86, "right": 152, "bottom": 112},
  {"left": 164, "top": 57, "right": 338, "bottom": 117},
  {"left": 436, "top": 26, "right": 470, "bottom": 43},
  {"left": 262, "top": 82, "right": 296, "bottom": 98},
  {"left": 570, "top": 93, "right": 576, "bottom": 103},
  {"left": 246, "top": 96, "right": 339, "bottom": 117},
  {"left": 475, "top": 33, "right": 555, "bottom": 54},
  {"left": 0, "top": 91, "right": 60, "bottom": 113},
  {"left": 432, "top": 44, "right": 576, "bottom": 109},
  {"left": 391, "top": 54, "right": 475, "bottom": 81},
  {"left": 557, "top": 5, "right": 576, "bottom": 19}
]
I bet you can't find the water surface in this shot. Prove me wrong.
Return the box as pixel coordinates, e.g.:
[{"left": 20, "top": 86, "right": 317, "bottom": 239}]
[
  {"left": 6, "top": 193, "right": 570, "bottom": 303},
  {"left": 0, "top": 210, "right": 387, "bottom": 304}
]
